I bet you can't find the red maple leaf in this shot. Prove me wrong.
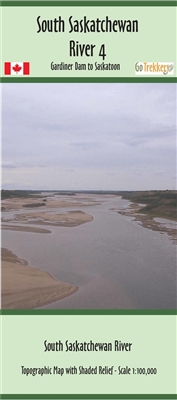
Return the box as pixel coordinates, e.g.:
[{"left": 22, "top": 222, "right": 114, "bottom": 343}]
[{"left": 12, "top": 64, "right": 22, "bottom": 73}]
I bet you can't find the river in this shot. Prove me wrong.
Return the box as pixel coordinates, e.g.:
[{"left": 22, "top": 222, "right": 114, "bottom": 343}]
[{"left": 2, "top": 195, "right": 176, "bottom": 309}]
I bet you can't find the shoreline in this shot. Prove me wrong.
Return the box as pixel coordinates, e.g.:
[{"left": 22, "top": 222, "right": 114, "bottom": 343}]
[
  {"left": 1, "top": 248, "right": 78, "bottom": 309},
  {"left": 114, "top": 202, "right": 177, "bottom": 244},
  {"left": 1, "top": 224, "right": 51, "bottom": 234}
]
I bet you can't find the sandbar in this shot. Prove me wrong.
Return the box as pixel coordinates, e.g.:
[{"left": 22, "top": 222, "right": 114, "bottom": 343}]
[
  {"left": 2, "top": 224, "right": 51, "bottom": 234},
  {"left": 1, "top": 248, "right": 78, "bottom": 309},
  {"left": 1, "top": 194, "right": 101, "bottom": 212},
  {"left": 7, "top": 210, "right": 93, "bottom": 228},
  {"left": 2, "top": 195, "right": 94, "bottom": 229}
]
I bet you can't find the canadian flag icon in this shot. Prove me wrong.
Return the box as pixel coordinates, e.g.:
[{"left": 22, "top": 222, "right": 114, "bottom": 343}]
[{"left": 4, "top": 62, "right": 30, "bottom": 75}]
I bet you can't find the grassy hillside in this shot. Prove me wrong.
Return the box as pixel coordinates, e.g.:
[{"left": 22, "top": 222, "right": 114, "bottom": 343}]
[{"left": 118, "top": 190, "right": 177, "bottom": 220}]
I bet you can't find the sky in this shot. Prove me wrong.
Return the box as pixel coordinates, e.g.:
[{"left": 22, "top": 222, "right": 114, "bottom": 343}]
[{"left": 2, "top": 83, "right": 176, "bottom": 191}]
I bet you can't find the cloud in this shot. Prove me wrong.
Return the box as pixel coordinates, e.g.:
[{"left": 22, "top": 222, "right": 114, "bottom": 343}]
[
  {"left": 69, "top": 142, "right": 102, "bottom": 150},
  {"left": 2, "top": 83, "right": 176, "bottom": 190},
  {"left": 155, "top": 170, "right": 165, "bottom": 176},
  {"left": 2, "top": 162, "right": 16, "bottom": 169}
]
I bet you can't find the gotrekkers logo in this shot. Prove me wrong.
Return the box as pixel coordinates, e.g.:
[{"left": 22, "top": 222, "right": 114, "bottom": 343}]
[{"left": 135, "top": 62, "right": 174, "bottom": 76}]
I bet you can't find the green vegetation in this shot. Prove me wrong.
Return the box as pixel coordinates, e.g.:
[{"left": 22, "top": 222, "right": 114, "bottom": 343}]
[
  {"left": 118, "top": 190, "right": 177, "bottom": 220},
  {"left": 1, "top": 189, "right": 76, "bottom": 200},
  {"left": 54, "top": 192, "right": 76, "bottom": 196},
  {"left": 22, "top": 203, "right": 46, "bottom": 208},
  {"left": 1, "top": 190, "right": 42, "bottom": 200}
]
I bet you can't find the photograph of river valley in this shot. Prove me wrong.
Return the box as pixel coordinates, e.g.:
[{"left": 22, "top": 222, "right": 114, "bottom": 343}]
[{"left": 1, "top": 83, "right": 177, "bottom": 309}]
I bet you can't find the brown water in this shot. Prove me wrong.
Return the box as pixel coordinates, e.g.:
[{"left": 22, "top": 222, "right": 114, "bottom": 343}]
[{"left": 2, "top": 195, "right": 177, "bottom": 309}]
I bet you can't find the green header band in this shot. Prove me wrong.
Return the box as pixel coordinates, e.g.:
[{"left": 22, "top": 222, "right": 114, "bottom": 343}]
[
  {"left": 1, "top": 78, "right": 177, "bottom": 83},
  {"left": 1, "top": 309, "right": 177, "bottom": 315},
  {"left": 1, "top": 1, "right": 177, "bottom": 6},
  {"left": 1, "top": 395, "right": 177, "bottom": 399}
]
